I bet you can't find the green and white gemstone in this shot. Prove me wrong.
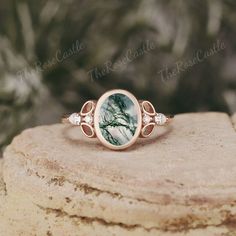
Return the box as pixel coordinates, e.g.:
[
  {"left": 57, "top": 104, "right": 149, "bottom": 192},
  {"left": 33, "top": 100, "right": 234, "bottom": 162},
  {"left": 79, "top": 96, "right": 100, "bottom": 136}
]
[{"left": 98, "top": 93, "right": 138, "bottom": 146}]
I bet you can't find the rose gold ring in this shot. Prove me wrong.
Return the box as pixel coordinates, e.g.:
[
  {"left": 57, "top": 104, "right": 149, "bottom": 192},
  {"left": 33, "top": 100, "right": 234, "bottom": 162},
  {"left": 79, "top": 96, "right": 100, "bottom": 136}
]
[{"left": 62, "top": 89, "right": 174, "bottom": 150}]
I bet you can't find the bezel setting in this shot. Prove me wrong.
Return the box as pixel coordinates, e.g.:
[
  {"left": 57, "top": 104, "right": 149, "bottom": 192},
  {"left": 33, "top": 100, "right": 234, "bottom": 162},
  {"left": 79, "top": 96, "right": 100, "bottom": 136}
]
[{"left": 94, "top": 89, "right": 142, "bottom": 150}]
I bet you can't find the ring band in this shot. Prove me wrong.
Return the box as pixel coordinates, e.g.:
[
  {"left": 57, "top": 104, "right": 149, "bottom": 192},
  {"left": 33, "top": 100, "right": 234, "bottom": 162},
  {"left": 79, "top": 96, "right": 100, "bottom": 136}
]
[{"left": 62, "top": 89, "right": 174, "bottom": 150}]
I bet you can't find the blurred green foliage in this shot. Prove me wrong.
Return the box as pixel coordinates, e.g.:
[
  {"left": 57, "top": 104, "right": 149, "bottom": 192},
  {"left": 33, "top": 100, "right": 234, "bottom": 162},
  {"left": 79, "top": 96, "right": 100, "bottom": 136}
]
[{"left": 0, "top": 0, "right": 236, "bottom": 153}]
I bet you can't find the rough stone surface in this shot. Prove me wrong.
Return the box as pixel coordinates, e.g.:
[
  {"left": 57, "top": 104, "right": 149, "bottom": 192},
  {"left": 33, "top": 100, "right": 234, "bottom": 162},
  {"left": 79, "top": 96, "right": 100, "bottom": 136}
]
[
  {"left": 1, "top": 112, "right": 236, "bottom": 236},
  {"left": 232, "top": 113, "right": 236, "bottom": 131}
]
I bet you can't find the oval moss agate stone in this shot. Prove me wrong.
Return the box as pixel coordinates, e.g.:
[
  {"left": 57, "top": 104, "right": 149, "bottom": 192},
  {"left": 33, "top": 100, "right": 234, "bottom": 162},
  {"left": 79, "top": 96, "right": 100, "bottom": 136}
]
[{"left": 98, "top": 93, "right": 138, "bottom": 146}]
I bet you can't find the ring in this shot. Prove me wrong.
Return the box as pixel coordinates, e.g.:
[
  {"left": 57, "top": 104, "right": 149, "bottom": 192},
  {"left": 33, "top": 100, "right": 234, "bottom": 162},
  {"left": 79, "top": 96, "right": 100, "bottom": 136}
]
[{"left": 62, "top": 89, "right": 174, "bottom": 150}]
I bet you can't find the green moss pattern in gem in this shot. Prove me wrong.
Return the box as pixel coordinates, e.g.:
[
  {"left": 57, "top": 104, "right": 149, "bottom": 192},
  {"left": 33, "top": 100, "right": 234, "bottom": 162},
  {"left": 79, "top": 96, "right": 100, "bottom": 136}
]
[{"left": 99, "top": 93, "right": 138, "bottom": 146}]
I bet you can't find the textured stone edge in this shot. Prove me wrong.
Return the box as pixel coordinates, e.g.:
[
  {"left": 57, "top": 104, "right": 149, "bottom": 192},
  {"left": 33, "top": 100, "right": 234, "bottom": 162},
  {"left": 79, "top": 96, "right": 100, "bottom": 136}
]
[
  {"left": 231, "top": 113, "right": 236, "bottom": 131},
  {"left": 1, "top": 113, "right": 236, "bottom": 235},
  {"left": 3, "top": 146, "right": 236, "bottom": 235},
  {"left": 0, "top": 159, "right": 6, "bottom": 196},
  {"left": 6, "top": 115, "right": 236, "bottom": 208}
]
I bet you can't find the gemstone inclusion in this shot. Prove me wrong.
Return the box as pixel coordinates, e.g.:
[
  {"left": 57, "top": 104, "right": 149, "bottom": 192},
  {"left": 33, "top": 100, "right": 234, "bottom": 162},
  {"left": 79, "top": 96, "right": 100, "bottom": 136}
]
[{"left": 98, "top": 93, "right": 138, "bottom": 146}]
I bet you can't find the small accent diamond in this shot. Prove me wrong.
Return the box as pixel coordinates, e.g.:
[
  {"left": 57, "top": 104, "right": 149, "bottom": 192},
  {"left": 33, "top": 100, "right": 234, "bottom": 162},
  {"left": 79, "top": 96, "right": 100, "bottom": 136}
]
[
  {"left": 143, "top": 114, "right": 152, "bottom": 124},
  {"left": 155, "top": 113, "right": 167, "bottom": 125},
  {"left": 84, "top": 115, "right": 93, "bottom": 124},
  {"left": 68, "top": 113, "right": 81, "bottom": 125}
]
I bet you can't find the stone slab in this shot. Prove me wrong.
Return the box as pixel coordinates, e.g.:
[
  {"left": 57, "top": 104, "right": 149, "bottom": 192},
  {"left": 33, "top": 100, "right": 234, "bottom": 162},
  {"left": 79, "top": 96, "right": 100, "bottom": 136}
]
[{"left": 1, "top": 112, "right": 236, "bottom": 235}]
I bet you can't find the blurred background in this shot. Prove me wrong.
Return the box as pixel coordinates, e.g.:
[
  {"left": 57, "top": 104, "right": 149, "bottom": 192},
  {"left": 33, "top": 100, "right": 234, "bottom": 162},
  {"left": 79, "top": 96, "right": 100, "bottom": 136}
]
[{"left": 0, "top": 0, "right": 236, "bottom": 154}]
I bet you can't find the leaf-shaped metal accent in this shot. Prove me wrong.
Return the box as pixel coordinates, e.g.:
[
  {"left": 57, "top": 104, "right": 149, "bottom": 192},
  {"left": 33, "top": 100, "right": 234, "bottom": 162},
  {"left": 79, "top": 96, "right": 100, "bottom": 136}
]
[
  {"left": 141, "top": 101, "right": 156, "bottom": 116},
  {"left": 81, "top": 123, "right": 95, "bottom": 138},
  {"left": 140, "top": 123, "right": 155, "bottom": 138},
  {"left": 80, "top": 100, "right": 95, "bottom": 116}
]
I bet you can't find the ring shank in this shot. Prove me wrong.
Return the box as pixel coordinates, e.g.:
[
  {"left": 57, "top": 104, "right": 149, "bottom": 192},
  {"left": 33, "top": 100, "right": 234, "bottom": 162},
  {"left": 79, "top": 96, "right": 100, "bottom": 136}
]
[
  {"left": 61, "top": 117, "right": 70, "bottom": 124},
  {"left": 166, "top": 115, "right": 174, "bottom": 124}
]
